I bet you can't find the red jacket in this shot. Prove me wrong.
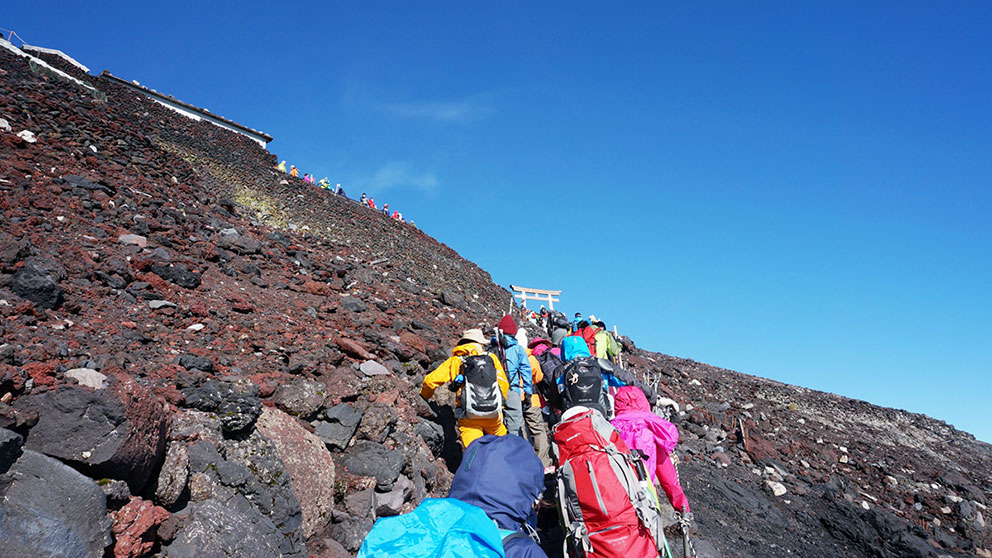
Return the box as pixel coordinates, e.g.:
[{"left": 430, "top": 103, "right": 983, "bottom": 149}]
[{"left": 572, "top": 326, "right": 598, "bottom": 357}]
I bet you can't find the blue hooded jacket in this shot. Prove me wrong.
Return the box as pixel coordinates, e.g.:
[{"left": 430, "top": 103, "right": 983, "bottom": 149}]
[
  {"left": 495, "top": 335, "right": 532, "bottom": 395},
  {"left": 449, "top": 435, "right": 548, "bottom": 558}
]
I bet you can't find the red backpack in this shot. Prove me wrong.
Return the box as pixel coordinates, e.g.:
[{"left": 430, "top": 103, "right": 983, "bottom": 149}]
[{"left": 552, "top": 408, "right": 664, "bottom": 558}]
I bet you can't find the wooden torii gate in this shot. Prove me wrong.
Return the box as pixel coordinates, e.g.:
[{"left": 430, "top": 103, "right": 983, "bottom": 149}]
[{"left": 510, "top": 285, "right": 561, "bottom": 310}]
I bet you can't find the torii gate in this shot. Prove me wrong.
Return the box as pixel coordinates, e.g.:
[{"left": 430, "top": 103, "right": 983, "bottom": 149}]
[{"left": 510, "top": 285, "right": 561, "bottom": 311}]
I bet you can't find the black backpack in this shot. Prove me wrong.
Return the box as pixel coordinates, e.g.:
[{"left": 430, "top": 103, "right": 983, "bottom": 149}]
[
  {"left": 459, "top": 354, "right": 502, "bottom": 419},
  {"left": 559, "top": 357, "right": 609, "bottom": 418},
  {"left": 534, "top": 351, "right": 564, "bottom": 411},
  {"left": 550, "top": 311, "right": 569, "bottom": 330}
]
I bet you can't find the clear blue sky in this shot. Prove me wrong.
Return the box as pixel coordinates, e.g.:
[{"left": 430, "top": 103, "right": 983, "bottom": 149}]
[{"left": 5, "top": 2, "right": 990, "bottom": 442}]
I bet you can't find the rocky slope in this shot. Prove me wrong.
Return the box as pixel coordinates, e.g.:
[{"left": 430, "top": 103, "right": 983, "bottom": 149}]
[{"left": 1, "top": 39, "right": 989, "bottom": 558}]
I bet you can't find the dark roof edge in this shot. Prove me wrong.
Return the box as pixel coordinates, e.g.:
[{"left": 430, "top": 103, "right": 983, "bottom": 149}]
[{"left": 99, "top": 71, "right": 274, "bottom": 143}]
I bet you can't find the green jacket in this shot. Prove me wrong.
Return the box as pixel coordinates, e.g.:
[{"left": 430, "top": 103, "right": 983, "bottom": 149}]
[{"left": 594, "top": 329, "right": 622, "bottom": 359}]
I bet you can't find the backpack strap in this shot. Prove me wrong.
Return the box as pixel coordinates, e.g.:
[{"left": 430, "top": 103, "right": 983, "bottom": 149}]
[{"left": 500, "top": 530, "right": 529, "bottom": 546}]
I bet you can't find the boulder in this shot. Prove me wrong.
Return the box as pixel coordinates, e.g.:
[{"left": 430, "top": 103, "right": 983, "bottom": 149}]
[
  {"left": 100, "top": 479, "right": 132, "bottom": 509},
  {"left": 340, "top": 296, "right": 368, "bottom": 312},
  {"left": 334, "top": 337, "right": 375, "bottom": 360},
  {"left": 111, "top": 497, "right": 170, "bottom": 558},
  {"left": 180, "top": 380, "right": 261, "bottom": 436},
  {"left": 65, "top": 367, "right": 108, "bottom": 389},
  {"left": 118, "top": 234, "right": 148, "bottom": 248},
  {"left": 10, "top": 262, "right": 63, "bottom": 309},
  {"left": 154, "top": 442, "right": 190, "bottom": 509},
  {"left": 415, "top": 420, "right": 444, "bottom": 457},
  {"left": 439, "top": 290, "right": 464, "bottom": 309},
  {"left": 164, "top": 499, "right": 290, "bottom": 558},
  {"left": 0, "top": 449, "right": 112, "bottom": 558},
  {"left": 343, "top": 440, "right": 404, "bottom": 490},
  {"left": 329, "top": 517, "right": 373, "bottom": 553},
  {"left": 0, "top": 427, "right": 24, "bottom": 474},
  {"left": 213, "top": 229, "right": 262, "bottom": 255},
  {"left": 359, "top": 360, "right": 390, "bottom": 377},
  {"left": 175, "top": 355, "right": 214, "bottom": 372},
  {"left": 314, "top": 403, "right": 363, "bottom": 451},
  {"left": 374, "top": 474, "right": 415, "bottom": 517},
  {"left": 255, "top": 407, "right": 336, "bottom": 539},
  {"left": 15, "top": 378, "right": 168, "bottom": 492},
  {"left": 151, "top": 263, "right": 201, "bottom": 289},
  {"left": 271, "top": 379, "right": 327, "bottom": 420},
  {"left": 355, "top": 403, "right": 398, "bottom": 444}
]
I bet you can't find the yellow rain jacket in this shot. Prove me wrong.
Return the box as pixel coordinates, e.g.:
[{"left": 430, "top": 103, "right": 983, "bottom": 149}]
[
  {"left": 420, "top": 342, "right": 509, "bottom": 447},
  {"left": 525, "top": 349, "right": 544, "bottom": 408}
]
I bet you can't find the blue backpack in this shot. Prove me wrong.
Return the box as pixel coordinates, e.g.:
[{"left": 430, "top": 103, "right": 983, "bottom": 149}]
[
  {"left": 561, "top": 336, "right": 591, "bottom": 361},
  {"left": 358, "top": 498, "right": 506, "bottom": 558}
]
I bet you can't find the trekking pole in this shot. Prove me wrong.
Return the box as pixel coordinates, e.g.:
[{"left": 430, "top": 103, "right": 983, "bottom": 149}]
[
  {"left": 681, "top": 504, "right": 692, "bottom": 557},
  {"left": 613, "top": 326, "right": 624, "bottom": 369}
]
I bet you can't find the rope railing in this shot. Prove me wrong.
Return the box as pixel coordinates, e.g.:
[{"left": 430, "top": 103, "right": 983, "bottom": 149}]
[{"left": 0, "top": 28, "right": 28, "bottom": 47}]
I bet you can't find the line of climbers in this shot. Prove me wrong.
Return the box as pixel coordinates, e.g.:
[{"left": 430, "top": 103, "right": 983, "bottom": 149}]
[
  {"left": 274, "top": 160, "right": 418, "bottom": 228},
  {"left": 358, "top": 193, "right": 413, "bottom": 226},
  {"left": 360, "top": 313, "right": 693, "bottom": 558}
]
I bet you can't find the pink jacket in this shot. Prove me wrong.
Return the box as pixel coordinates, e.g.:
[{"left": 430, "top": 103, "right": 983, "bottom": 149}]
[{"left": 611, "top": 386, "right": 690, "bottom": 512}]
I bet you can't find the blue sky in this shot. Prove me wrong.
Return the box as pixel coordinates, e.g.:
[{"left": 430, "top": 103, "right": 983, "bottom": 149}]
[{"left": 5, "top": 2, "right": 990, "bottom": 442}]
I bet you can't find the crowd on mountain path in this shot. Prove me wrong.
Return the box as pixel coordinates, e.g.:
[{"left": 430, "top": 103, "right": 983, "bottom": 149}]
[
  {"left": 360, "top": 310, "right": 693, "bottom": 558},
  {"left": 275, "top": 160, "right": 416, "bottom": 226}
]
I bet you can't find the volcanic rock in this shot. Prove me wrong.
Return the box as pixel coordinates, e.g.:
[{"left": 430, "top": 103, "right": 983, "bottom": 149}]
[
  {"left": 271, "top": 379, "right": 327, "bottom": 420},
  {"left": 65, "top": 367, "right": 108, "bottom": 389},
  {"left": 164, "top": 499, "right": 289, "bottom": 558},
  {"left": 314, "top": 403, "right": 363, "bottom": 451},
  {"left": 0, "top": 427, "right": 24, "bottom": 474},
  {"left": 15, "top": 378, "right": 168, "bottom": 491},
  {"left": 10, "top": 262, "right": 64, "bottom": 309},
  {"left": 151, "top": 263, "right": 201, "bottom": 289},
  {"left": 111, "top": 496, "right": 170, "bottom": 558},
  {"left": 0, "top": 449, "right": 113, "bottom": 558},
  {"left": 359, "top": 360, "right": 390, "bottom": 377},
  {"left": 154, "top": 442, "right": 190, "bottom": 509},
  {"left": 255, "top": 407, "right": 336, "bottom": 538},
  {"left": 342, "top": 440, "right": 404, "bottom": 489}
]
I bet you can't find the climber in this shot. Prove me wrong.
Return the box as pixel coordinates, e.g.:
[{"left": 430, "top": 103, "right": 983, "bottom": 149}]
[
  {"left": 360, "top": 192, "right": 367, "bottom": 205},
  {"left": 421, "top": 328, "right": 509, "bottom": 448},
  {"left": 592, "top": 320, "right": 622, "bottom": 360},
  {"left": 522, "top": 338, "right": 553, "bottom": 470},
  {"left": 570, "top": 319, "right": 598, "bottom": 357},
  {"left": 368, "top": 197, "right": 376, "bottom": 209},
  {"left": 529, "top": 337, "right": 563, "bottom": 422},
  {"left": 318, "top": 177, "right": 330, "bottom": 189},
  {"left": 611, "top": 386, "right": 691, "bottom": 517},
  {"left": 276, "top": 160, "right": 286, "bottom": 173},
  {"left": 547, "top": 310, "right": 569, "bottom": 345},
  {"left": 491, "top": 315, "right": 531, "bottom": 438},
  {"left": 381, "top": 203, "right": 390, "bottom": 216},
  {"left": 391, "top": 210, "right": 401, "bottom": 220},
  {"left": 448, "top": 435, "right": 548, "bottom": 558},
  {"left": 571, "top": 312, "right": 583, "bottom": 332}
]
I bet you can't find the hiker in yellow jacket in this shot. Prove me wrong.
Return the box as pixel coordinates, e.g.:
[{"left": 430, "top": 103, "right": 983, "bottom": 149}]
[{"left": 420, "top": 328, "right": 509, "bottom": 448}]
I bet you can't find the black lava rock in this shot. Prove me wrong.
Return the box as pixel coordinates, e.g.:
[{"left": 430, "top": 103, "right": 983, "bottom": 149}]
[
  {"left": 10, "top": 263, "right": 63, "bottom": 309},
  {"left": 151, "top": 263, "right": 201, "bottom": 289}
]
